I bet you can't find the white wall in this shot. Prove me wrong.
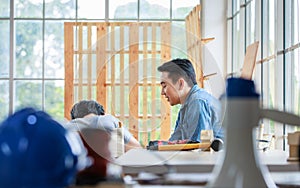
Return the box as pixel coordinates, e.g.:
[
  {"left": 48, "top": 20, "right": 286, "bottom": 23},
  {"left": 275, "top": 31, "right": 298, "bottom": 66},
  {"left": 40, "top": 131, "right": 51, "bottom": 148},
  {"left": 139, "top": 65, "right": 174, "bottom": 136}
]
[{"left": 201, "top": 0, "right": 227, "bottom": 99}]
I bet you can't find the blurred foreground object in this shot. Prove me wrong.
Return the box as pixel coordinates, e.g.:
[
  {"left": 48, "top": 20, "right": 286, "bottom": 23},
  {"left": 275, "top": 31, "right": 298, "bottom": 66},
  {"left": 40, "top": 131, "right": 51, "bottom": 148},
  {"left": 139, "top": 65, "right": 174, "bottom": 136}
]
[
  {"left": 0, "top": 108, "right": 89, "bottom": 188},
  {"left": 287, "top": 131, "right": 300, "bottom": 161},
  {"left": 76, "top": 128, "right": 112, "bottom": 185},
  {"left": 208, "top": 78, "right": 300, "bottom": 188}
]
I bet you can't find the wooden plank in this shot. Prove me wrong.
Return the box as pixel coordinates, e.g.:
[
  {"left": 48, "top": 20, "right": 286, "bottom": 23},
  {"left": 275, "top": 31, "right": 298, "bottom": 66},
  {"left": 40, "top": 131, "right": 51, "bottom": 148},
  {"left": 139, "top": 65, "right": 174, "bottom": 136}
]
[
  {"left": 111, "top": 25, "right": 116, "bottom": 116},
  {"left": 64, "top": 22, "right": 74, "bottom": 120},
  {"left": 160, "top": 22, "right": 171, "bottom": 140},
  {"left": 190, "top": 7, "right": 197, "bottom": 66},
  {"left": 201, "top": 37, "right": 215, "bottom": 44},
  {"left": 195, "top": 5, "right": 203, "bottom": 88},
  {"left": 96, "top": 23, "right": 107, "bottom": 109},
  {"left": 78, "top": 23, "right": 83, "bottom": 100},
  {"left": 142, "top": 25, "right": 148, "bottom": 146},
  {"left": 151, "top": 23, "right": 157, "bottom": 140},
  {"left": 129, "top": 23, "right": 139, "bottom": 140},
  {"left": 241, "top": 41, "right": 259, "bottom": 80},
  {"left": 120, "top": 25, "right": 125, "bottom": 122},
  {"left": 73, "top": 49, "right": 161, "bottom": 54},
  {"left": 195, "top": 5, "right": 201, "bottom": 38},
  {"left": 185, "top": 15, "right": 191, "bottom": 58},
  {"left": 158, "top": 142, "right": 211, "bottom": 151},
  {"left": 87, "top": 23, "right": 92, "bottom": 99},
  {"left": 65, "top": 22, "right": 164, "bottom": 27}
]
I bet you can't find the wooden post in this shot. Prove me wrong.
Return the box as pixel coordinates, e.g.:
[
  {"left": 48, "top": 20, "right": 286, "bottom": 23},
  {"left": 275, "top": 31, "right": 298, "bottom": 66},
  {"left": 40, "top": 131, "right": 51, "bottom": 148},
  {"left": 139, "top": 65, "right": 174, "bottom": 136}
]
[
  {"left": 111, "top": 24, "right": 116, "bottom": 116},
  {"left": 119, "top": 25, "right": 125, "bottom": 123},
  {"left": 151, "top": 23, "right": 157, "bottom": 140},
  {"left": 87, "top": 23, "right": 92, "bottom": 99},
  {"left": 129, "top": 23, "right": 139, "bottom": 140},
  {"left": 78, "top": 23, "right": 83, "bottom": 99},
  {"left": 96, "top": 23, "right": 107, "bottom": 109},
  {"left": 141, "top": 25, "right": 148, "bottom": 146},
  {"left": 64, "top": 22, "right": 74, "bottom": 120},
  {"left": 160, "top": 22, "right": 171, "bottom": 140}
]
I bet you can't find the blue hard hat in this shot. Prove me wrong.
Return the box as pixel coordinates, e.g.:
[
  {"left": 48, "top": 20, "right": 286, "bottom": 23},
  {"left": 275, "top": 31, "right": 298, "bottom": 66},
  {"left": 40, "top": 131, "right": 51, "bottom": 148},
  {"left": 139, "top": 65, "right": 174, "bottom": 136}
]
[{"left": 0, "top": 108, "right": 89, "bottom": 188}]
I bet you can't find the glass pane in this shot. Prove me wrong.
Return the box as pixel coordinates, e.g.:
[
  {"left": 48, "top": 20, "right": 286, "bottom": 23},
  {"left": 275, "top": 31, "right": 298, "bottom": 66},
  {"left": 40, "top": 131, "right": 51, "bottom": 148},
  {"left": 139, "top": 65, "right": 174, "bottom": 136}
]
[
  {"left": 268, "top": 0, "right": 275, "bottom": 56},
  {"left": 45, "top": 0, "right": 76, "bottom": 18},
  {"left": 15, "top": 0, "right": 43, "bottom": 18},
  {"left": 262, "top": 60, "right": 276, "bottom": 134},
  {"left": 0, "top": 21, "right": 9, "bottom": 78},
  {"left": 172, "top": 0, "right": 199, "bottom": 19},
  {"left": 110, "top": 0, "right": 137, "bottom": 19},
  {"left": 232, "top": 15, "right": 242, "bottom": 74},
  {"left": 45, "top": 21, "right": 64, "bottom": 79},
  {"left": 15, "top": 21, "right": 43, "bottom": 78},
  {"left": 293, "top": 0, "right": 300, "bottom": 46},
  {"left": 0, "top": 81, "right": 9, "bottom": 121},
  {"left": 245, "top": 1, "right": 255, "bottom": 46},
  {"left": 14, "top": 80, "right": 42, "bottom": 110},
  {"left": 78, "top": 0, "right": 105, "bottom": 19},
  {"left": 233, "top": 0, "right": 240, "bottom": 14},
  {"left": 0, "top": 0, "right": 10, "bottom": 17},
  {"left": 44, "top": 80, "right": 64, "bottom": 122},
  {"left": 171, "top": 22, "right": 187, "bottom": 58},
  {"left": 292, "top": 49, "right": 300, "bottom": 115},
  {"left": 140, "top": 0, "right": 170, "bottom": 19}
]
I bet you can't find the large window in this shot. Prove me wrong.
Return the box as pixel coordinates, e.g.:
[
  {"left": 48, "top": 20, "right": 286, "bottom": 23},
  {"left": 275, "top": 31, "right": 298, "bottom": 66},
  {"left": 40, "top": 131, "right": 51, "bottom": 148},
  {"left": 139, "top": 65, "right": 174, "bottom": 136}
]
[
  {"left": 0, "top": 0, "right": 200, "bottom": 125},
  {"left": 227, "top": 0, "right": 300, "bottom": 149}
]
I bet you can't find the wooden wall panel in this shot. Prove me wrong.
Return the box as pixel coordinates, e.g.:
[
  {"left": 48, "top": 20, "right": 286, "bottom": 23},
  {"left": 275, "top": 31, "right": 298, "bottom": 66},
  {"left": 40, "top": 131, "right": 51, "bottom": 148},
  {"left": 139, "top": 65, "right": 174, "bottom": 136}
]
[
  {"left": 185, "top": 5, "right": 204, "bottom": 88},
  {"left": 65, "top": 22, "right": 172, "bottom": 146}
]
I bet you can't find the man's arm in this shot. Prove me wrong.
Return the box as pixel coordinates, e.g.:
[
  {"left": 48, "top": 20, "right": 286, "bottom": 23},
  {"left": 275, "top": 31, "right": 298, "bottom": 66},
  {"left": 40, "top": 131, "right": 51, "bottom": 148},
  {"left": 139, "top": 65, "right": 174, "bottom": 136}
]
[
  {"left": 124, "top": 137, "right": 142, "bottom": 152},
  {"left": 123, "top": 127, "right": 142, "bottom": 151}
]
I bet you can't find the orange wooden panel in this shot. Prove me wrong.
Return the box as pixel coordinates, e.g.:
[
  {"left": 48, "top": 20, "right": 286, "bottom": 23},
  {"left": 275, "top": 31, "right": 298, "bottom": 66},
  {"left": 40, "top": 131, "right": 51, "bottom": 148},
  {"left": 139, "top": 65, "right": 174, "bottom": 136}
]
[{"left": 65, "top": 22, "right": 172, "bottom": 144}]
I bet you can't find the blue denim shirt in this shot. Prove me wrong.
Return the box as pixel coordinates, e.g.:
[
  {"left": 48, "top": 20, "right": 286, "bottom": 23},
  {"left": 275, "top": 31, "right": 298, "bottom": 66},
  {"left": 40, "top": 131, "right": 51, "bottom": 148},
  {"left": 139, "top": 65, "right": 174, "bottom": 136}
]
[{"left": 169, "top": 85, "right": 223, "bottom": 142}]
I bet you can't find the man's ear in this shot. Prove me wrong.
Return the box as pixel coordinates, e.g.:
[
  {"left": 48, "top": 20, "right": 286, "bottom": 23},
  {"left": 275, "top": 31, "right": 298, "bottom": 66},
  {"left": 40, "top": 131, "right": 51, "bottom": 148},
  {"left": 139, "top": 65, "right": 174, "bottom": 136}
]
[{"left": 178, "top": 78, "right": 185, "bottom": 90}]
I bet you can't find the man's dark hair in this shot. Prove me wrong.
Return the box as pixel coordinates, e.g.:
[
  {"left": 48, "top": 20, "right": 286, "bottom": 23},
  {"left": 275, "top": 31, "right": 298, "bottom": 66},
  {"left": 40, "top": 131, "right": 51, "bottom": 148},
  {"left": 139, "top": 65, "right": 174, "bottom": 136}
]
[
  {"left": 157, "top": 58, "right": 197, "bottom": 87},
  {"left": 70, "top": 100, "right": 105, "bottom": 120}
]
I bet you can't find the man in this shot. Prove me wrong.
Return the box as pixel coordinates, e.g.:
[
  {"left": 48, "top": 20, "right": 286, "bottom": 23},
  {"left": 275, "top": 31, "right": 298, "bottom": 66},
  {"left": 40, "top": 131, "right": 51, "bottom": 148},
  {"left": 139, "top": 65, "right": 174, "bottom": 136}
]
[
  {"left": 68, "top": 100, "right": 141, "bottom": 152},
  {"left": 158, "top": 58, "right": 223, "bottom": 142}
]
